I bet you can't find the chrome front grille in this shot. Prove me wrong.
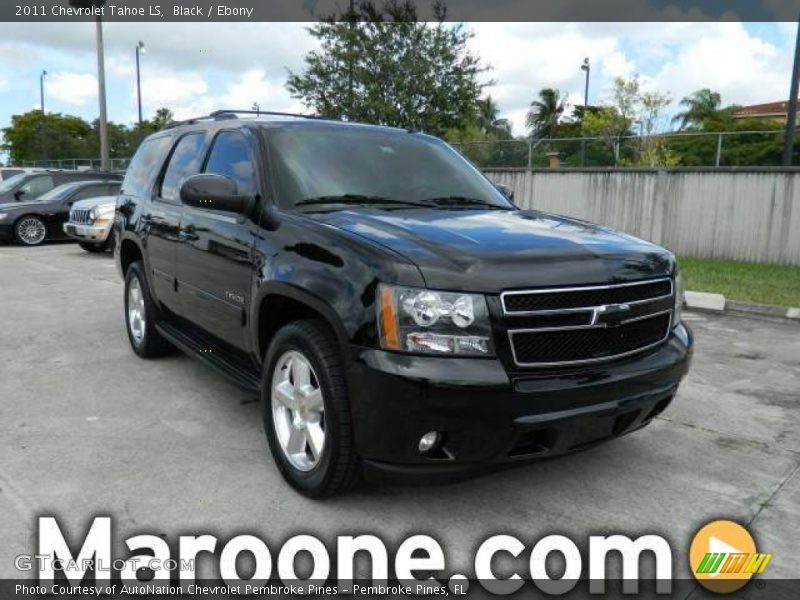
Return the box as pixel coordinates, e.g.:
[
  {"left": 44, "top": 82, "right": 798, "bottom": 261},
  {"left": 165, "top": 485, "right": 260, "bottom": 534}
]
[
  {"left": 502, "top": 278, "right": 674, "bottom": 367},
  {"left": 70, "top": 209, "right": 92, "bottom": 225}
]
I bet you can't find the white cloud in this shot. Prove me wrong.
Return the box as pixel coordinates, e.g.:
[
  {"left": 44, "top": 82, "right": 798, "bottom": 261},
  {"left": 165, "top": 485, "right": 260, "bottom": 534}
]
[
  {"left": 654, "top": 22, "right": 787, "bottom": 108},
  {"left": 139, "top": 70, "right": 209, "bottom": 112},
  {"left": 0, "top": 21, "right": 795, "bottom": 138},
  {"left": 468, "top": 22, "right": 795, "bottom": 135},
  {"left": 46, "top": 72, "right": 97, "bottom": 107}
]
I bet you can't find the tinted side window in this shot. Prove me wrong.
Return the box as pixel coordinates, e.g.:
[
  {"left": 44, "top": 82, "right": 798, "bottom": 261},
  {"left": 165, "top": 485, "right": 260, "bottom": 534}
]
[
  {"left": 122, "top": 135, "right": 173, "bottom": 198},
  {"left": 21, "top": 175, "right": 54, "bottom": 197},
  {"left": 160, "top": 132, "right": 206, "bottom": 202},
  {"left": 72, "top": 186, "right": 106, "bottom": 201},
  {"left": 204, "top": 131, "right": 256, "bottom": 195},
  {"left": 1, "top": 168, "right": 23, "bottom": 179}
]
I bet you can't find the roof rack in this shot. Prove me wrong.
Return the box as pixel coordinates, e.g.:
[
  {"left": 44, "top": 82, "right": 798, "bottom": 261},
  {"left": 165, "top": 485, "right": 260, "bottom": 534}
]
[{"left": 163, "top": 109, "right": 327, "bottom": 129}]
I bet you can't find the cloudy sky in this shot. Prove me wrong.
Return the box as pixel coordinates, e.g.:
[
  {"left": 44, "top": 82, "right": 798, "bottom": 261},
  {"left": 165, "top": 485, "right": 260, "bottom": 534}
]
[{"left": 0, "top": 20, "right": 796, "bottom": 144}]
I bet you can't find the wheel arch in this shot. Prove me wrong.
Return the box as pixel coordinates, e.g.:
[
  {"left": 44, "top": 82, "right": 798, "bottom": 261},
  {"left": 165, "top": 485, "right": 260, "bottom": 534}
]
[
  {"left": 254, "top": 283, "right": 351, "bottom": 365},
  {"left": 118, "top": 237, "right": 144, "bottom": 277}
]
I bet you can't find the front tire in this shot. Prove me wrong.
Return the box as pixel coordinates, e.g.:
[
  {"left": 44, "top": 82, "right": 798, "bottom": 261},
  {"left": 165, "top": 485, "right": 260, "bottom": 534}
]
[
  {"left": 263, "top": 320, "right": 361, "bottom": 497},
  {"left": 15, "top": 216, "right": 47, "bottom": 246},
  {"left": 124, "top": 261, "right": 173, "bottom": 358}
]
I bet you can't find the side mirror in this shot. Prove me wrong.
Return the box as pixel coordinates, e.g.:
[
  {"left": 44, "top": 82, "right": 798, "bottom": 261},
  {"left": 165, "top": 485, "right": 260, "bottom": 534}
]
[
  {"left": 14, "top": 190, "right": 25, "bottom": 201},
  {"left": 179, "top": 174, "right": 251, "bottom": 214},
  {"left": 495, "top": 184, "right": 514, "bottom": 201}
]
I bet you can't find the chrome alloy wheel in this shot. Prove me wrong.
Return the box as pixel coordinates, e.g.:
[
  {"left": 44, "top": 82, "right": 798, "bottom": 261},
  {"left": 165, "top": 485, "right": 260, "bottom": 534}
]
[
  {"left": 271, "top": 350, "right": 326, "bottom": 471},
  {"left": 127, "top": 277, "right": 146, "bottom": 345},
  {"left": 17, "top": 218, "right": 46, "bottom": 245}
]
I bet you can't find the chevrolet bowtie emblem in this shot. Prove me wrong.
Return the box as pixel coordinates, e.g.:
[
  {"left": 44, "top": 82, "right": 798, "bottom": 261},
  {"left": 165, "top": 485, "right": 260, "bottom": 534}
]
[{"left": 592, "top": 303, "right": 632, "bottom": 327}]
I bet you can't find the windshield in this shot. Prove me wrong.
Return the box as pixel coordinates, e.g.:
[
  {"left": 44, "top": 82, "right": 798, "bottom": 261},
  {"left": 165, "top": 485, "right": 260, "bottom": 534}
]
[
  {"left": 33, "top": 182, "right": 82, "bottom": 202},
  {"left": 0, "top": 173, "right": 29, "bottom": 193},
  {"left": 265, "top": 125, "right": 513, "bottom": 210}
]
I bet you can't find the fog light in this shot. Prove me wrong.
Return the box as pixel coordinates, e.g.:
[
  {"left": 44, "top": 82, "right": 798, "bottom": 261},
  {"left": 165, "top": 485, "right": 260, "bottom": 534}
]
[{"left": 418, "top": 431, "right": 441, "bottom": 454}]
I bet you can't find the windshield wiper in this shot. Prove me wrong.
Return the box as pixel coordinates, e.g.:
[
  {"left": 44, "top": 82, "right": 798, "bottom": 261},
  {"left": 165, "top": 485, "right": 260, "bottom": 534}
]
[
  {"left": 294, "top": 194, "right": 431, "bottom": 208},
  {"left": 421, "top": 196, "right": 511, "bottom": 209}
]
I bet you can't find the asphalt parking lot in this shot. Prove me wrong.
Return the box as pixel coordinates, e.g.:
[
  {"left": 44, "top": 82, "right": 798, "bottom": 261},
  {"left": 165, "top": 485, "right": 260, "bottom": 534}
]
[{"left": 0, "top": 243, "right": 798, "bottom": 585}]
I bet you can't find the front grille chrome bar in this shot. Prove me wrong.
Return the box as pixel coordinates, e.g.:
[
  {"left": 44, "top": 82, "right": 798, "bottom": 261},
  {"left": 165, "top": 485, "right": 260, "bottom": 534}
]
[{"left": 501, "top": 277, "right": 673, "bottom": 316}]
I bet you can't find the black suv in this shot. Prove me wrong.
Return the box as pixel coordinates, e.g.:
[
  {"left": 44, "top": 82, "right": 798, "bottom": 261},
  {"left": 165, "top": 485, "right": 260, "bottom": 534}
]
[{"left": 115, "top": 110, "right": 692, "bottom": 497}]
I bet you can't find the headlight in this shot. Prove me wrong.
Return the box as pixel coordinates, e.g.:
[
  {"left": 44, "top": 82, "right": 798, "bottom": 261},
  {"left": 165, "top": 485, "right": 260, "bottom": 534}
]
[
  {"left": 93, "top": 215, "right": 113, "bottom": 226},
  {"left": 378, "top": 284, "right": 494, "bottom": 356},
  {"left": 672, "top": 272, "right": 684, "bottom": 327},
  {"left": 88, "top": 208, "right": 97, "bottom": 222},
  {"left": 0, "top": 213, "right": 8, "bottom": 221}
]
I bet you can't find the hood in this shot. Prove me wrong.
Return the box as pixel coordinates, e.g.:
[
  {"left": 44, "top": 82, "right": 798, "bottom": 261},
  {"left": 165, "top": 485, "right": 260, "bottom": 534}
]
[
  {"left": 71, "top": 196, "right": 116, "bottom": 211},
  {"left": 311, "top": 208, "right": 674, "bottom": 292}
]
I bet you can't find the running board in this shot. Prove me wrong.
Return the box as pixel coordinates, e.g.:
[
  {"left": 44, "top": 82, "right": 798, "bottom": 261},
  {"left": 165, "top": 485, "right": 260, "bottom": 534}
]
[{"left": 155, "top": 320, "right": 261, "bottom": 394}]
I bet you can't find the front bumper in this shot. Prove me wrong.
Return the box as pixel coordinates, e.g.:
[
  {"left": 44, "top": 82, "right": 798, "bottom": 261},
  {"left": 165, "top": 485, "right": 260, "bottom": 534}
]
[
  {"left": 347, "top": 323, "right": 693, "bottom": 484},
  {"left": 63, "top": 221, "right": 111, "bottom": 243},
  {"left": 0, "top": 222, "right": 13, "bottom": 241}
]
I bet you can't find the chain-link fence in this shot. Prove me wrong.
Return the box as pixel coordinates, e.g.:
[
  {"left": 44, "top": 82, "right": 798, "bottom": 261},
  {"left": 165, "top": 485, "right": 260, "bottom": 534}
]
[
  {"left": 20, "top": 157, "right": 131, "bottom": 171},
  {"left": 17, "top": 130, "right": 797, "bottom": 171},
  {"left": 452, "top": 130, "right": 796, "bottom": 169}
]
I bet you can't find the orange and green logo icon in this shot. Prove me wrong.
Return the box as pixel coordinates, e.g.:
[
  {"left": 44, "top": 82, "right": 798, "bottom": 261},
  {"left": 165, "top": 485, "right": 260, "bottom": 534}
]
[{"left": 689, "top": 520, "right": 772, "bottom": 594}]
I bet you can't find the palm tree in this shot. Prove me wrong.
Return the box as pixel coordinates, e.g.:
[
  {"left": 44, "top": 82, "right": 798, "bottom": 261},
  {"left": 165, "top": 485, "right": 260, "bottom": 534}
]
[
  {"left": 672, "top": 89, "right": 721, "bottom": 130},
  {"left": 526, "top": 88, "right": 566, "bottom": 139},
  {"left": 475, "top": 96, "right": 513, "bottom": 138}
]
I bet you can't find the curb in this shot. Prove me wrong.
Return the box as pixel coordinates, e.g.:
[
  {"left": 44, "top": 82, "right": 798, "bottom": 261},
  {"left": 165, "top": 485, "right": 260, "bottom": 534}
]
[{"left": 684, "top": 290, "right": 800, "bottom": 321}]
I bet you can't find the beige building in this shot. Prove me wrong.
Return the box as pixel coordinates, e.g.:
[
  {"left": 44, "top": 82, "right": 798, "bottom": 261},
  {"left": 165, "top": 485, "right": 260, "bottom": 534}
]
[{"left": 732, "top": 101, "right": 798, "bottom": 124}]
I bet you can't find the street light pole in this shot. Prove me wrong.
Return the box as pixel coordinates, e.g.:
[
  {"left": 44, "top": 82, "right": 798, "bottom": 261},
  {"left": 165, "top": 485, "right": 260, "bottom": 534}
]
[
  {"left": 135, "top": 41, "right": 144, "bottom": 126},
  {"left": 580, "top": 57, "right": 590, "bottom": 167},
  {"left": 70, "top": 0, "right": 109, "bottom": 170},
  {"left": 40, "top": 70, "right": 47, "bottom": 163},
  {"left": 95, "top": 15, "right": 109, "bottom": 170},
  {"left": 783, "top": 16, "right": 800, "bottom": 166}
]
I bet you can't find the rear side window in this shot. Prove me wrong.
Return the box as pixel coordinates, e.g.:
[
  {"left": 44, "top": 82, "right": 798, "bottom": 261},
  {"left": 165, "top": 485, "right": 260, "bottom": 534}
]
[
  {"left": 20, "top": 175, "right": 54, "bottom": 197},
  {"left": 122, "top": 135, "right": 173, "bottom": 198},
  {"left": 204, "top": 131, "right": 256, "bottom": 195},
  {"left": 160, "top": 132, "right": 206, "bottom": 203},
  {"left": 1, "top": 168, "right": 23, "bottom": 179}
]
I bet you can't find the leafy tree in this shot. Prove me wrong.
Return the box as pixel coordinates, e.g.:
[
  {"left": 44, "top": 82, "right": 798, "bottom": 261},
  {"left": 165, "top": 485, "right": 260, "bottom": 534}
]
[
  {"left": 1, "top": 106, "right": 177, "bottom": 165},
  {"left": 526, "top": 88, "right": 566, "bottom": 139},
  {"left": 1, "top": 111, "right": 92, "bottom": 164},
  {"left": 580, "top": 77, "right": 673, "bottom": 166},
  {"left": 672, "top": 88, "right": 722, "bottom": 130},
  {"left": 286, "top": 0, "right": 489, "bottom": 136}
]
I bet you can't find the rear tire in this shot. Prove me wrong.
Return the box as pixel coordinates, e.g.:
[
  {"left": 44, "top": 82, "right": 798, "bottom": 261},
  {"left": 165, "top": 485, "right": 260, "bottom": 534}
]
[
  {"left": 263, "top": 319, "right": 361, "bottom": 497},
  {"left": 124, "top": 260, "right": 173, "bottom": 358}
]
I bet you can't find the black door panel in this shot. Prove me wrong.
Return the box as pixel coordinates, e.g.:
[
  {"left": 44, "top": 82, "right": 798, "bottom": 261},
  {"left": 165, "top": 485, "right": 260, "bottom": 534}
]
[
  {"left": 177, "top": 211, "right": 255, "bottom": 350},
  {"left": 143, "top": 205, "right": 182, "bottom": 311},
  {"left": 176, "top": 130, "right": 258, "bottom": 351}
]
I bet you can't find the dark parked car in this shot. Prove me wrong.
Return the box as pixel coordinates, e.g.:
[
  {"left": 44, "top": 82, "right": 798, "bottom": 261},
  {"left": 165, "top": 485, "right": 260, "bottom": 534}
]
[
  {"left": 0, "top": 169, "right": 121, "bottom": 204},
  {"left": 115, "top": 110, "right": 692, "bottom": 497},
  {"left": 0, "top": 179, "right": 121, "bottom": 246}
]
